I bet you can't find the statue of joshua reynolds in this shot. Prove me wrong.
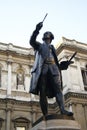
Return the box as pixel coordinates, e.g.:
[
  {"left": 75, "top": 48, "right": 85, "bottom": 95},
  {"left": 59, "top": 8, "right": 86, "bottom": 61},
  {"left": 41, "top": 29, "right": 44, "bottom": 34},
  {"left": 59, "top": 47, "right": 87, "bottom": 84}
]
[{"left": 29, "top": 21, "right": 73, "bottom": 118}]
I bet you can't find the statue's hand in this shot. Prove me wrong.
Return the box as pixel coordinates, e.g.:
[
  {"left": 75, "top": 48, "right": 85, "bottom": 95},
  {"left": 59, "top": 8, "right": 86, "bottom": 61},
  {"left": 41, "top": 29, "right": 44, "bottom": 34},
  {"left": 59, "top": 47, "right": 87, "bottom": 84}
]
[
  {"left": 36, "top": 22, "right": 43, "bottom": 31},
  {"left": 60, "top": 60, "right": 74, "bottom": 70}
]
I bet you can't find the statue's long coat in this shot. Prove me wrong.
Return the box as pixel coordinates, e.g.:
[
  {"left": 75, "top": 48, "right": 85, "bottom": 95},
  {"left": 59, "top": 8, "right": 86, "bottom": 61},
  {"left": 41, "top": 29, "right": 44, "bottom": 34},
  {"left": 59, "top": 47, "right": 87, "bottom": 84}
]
[{"left": 29, "top": 30, "right": 67, "bottom": 98}]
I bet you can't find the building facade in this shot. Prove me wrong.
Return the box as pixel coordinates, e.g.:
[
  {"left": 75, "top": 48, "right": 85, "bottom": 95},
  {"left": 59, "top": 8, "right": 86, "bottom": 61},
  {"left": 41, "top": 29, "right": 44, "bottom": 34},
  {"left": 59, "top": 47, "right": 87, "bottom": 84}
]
[{"left": 0, "top": 38, "right": 87, "bottom": 130}]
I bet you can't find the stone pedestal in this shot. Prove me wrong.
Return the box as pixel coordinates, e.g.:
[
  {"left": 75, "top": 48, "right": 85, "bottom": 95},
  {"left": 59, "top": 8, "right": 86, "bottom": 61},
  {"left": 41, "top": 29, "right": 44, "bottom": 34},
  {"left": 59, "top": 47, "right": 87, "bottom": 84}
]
[{"left": 30, "top": 114, "right": 81, "bottom": 130}]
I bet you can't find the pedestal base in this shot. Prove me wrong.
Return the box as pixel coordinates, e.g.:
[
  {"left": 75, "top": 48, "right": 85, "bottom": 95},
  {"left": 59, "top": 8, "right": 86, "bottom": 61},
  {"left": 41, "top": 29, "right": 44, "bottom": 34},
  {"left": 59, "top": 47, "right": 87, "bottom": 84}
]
[{"left": 30, "top": 114, "right": 81, "bottom": 130}]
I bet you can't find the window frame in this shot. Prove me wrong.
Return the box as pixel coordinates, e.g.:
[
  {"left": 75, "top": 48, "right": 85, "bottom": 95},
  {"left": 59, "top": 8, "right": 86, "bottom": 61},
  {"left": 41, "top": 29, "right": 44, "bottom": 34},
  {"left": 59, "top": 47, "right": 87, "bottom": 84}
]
[
  {"left": 13, "top": 117, "right": 30, "bottom": 130},
  {"left": 81, "top": 67, "right": 87, "bottom": 91}
]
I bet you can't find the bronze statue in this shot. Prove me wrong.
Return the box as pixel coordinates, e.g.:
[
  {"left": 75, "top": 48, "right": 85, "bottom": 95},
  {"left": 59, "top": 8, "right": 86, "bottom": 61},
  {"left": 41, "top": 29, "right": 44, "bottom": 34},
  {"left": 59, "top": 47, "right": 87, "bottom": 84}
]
[{"left": 29, "top": 22, "right": 73, "bottom": 118}]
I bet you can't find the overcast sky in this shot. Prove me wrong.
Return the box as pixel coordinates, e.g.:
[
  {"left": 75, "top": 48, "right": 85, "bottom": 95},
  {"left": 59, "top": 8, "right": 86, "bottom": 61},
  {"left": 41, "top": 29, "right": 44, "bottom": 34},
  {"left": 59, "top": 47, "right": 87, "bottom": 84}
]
[{"left": 0, "top": 0, "right": 87, "bottom": 48}]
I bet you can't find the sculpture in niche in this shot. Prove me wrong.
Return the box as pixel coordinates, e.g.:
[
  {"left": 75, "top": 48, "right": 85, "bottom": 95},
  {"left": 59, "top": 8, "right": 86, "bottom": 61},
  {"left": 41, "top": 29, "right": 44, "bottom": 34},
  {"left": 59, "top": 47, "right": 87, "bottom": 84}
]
[{"left": 16, "top": 68, "right": 25, "bottom": 90}]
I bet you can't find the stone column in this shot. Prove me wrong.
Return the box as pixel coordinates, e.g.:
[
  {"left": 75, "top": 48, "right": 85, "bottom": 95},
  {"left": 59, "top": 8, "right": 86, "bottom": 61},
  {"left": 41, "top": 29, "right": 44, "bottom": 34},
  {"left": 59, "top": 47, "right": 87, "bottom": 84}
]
[
  {"left": 84, "top": 104, "right": 87, "bottom": 129},
  {"left": 7, "top": 61, "right": 12, "bottom": 96},
  {"left": 68, "top": 103, "right": 73, "bottom": 112},
  {"left": 33, "top": 112, "right": 36, "bottom": 123},
  {"left": 6, "top": 109, "right": 11, "bottom": 130}
]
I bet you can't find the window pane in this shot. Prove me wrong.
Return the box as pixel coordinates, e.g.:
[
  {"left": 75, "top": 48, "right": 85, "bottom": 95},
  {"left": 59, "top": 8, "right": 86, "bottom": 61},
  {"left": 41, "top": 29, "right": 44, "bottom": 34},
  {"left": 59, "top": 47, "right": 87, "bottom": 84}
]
[
  {"left": 81, "top": 69, "right": 87, "bottom": 91},
  {"left": 81, "top": 70, "right": 87, "bottom": 85},
  {"left": 16, "top": 127, "right": 25, "bottom": 130}
]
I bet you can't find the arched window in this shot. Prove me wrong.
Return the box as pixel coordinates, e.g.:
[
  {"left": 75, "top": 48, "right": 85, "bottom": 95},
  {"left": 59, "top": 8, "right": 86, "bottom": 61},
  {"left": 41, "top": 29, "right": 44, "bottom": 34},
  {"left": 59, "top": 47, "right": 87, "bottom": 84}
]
[{"left": 13, "top": 117, "right": 30, "bottom": 130}]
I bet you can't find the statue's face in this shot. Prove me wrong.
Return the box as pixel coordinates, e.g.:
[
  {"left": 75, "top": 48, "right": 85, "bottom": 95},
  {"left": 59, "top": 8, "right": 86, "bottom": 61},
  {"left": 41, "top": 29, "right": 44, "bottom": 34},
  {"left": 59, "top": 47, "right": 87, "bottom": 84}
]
[{"left": 44, "top": 38, "right": 52, "bottom": 44}]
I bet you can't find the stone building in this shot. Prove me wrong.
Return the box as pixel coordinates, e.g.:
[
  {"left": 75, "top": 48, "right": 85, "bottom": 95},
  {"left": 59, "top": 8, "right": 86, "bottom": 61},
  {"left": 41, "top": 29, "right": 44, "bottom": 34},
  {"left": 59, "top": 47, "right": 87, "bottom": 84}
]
[{"left": 0, "top": 37, "right": 87, "bottom": 130}]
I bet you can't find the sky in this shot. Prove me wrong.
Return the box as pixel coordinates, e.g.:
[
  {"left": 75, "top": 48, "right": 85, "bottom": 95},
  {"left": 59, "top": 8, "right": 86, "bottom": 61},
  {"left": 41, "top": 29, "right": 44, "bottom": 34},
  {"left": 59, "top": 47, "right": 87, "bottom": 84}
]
[{"left": 0, "top": 0, "right": 87, "bottom": 48}]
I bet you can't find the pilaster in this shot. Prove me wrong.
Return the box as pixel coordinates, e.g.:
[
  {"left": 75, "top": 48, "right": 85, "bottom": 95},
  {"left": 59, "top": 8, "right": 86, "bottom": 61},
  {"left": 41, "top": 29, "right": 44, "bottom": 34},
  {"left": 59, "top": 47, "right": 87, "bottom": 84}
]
[{"left": 7, "top": 59, "right": 12, "bottom": 96}]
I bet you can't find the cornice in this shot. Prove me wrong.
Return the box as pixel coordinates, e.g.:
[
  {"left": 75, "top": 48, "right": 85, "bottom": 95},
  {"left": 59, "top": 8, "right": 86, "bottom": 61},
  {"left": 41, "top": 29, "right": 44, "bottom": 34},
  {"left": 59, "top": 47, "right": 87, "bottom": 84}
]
[
  {"left": 0, "top": 50, "right": 34, "bottom": 65},
  {"left": 65, "top": 91, "right": 87, "bottom": 100},
  {"left": 0, "top": 42, "right": 34, "bottom": 58},
  {"left": 56, "top": 37, "right": 87, "bottom": 55},
  {"left": 56, "top": 43, "right": 87, "bottom": 55},
  {"left": 0, "top": 98, "right": 39, "bottom": 106},
  {"left": 0, "top": 49, "right": 34, "bottom": 59}
]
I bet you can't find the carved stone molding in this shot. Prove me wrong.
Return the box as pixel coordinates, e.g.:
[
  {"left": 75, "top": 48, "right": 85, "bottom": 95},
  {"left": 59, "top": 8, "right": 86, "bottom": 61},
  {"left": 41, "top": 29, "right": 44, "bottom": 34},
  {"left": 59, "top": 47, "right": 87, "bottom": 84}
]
[
  {"left": 64, "top": 92, "right": 87, "bottom": 107},
  {"left": 0, "top": 98, "right": 40, "bottom": 107},
  {"left": 65, "top": 92, "right": 87, "bottom": 99}
]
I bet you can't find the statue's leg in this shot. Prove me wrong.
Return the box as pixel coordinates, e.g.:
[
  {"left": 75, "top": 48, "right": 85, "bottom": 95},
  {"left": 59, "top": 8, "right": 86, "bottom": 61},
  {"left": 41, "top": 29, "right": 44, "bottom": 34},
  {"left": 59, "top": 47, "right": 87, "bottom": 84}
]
[
  {"left": 53, "top": 76, "right": 73, "bottom": 116},
  {"left": 56, "top": 92, "right": 73, "bottom": 116},
  {"left": 39, "top": 75, "right": 48, "bottom": 117}
]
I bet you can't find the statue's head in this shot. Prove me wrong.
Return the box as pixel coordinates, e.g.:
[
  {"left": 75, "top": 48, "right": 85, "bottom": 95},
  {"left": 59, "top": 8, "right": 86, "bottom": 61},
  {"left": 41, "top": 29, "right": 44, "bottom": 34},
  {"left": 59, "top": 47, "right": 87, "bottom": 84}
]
[{"left": 42, "top": 31, "right": 54, "bottom": 41}]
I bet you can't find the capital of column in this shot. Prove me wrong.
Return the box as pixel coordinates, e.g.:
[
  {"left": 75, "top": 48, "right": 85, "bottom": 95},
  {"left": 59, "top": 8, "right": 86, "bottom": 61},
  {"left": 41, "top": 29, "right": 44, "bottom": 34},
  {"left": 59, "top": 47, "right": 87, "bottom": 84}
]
[
  {"left": 5, "top": 108, "right": 12, "bottom": 112},
  {"left": 7, "top": 59, "right": 13, "bottom": 65},
  {"left": 7, "top": 54, "right": 13, "bottom": 64}
]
